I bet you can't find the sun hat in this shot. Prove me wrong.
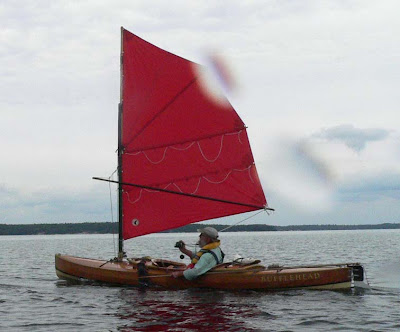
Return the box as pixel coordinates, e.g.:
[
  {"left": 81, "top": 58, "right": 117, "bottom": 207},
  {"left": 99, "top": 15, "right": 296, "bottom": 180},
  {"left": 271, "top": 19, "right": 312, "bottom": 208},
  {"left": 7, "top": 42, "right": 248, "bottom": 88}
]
[{"left": 197, "top": 227, "right": 219, "bottom": 240}]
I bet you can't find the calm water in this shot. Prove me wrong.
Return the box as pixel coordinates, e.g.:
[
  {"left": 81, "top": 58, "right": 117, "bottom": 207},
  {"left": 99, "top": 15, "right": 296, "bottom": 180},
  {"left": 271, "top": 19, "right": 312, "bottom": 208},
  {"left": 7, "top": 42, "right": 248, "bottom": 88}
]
[{"left": 1, "top": 230, "right": 400, "bottom": 331}]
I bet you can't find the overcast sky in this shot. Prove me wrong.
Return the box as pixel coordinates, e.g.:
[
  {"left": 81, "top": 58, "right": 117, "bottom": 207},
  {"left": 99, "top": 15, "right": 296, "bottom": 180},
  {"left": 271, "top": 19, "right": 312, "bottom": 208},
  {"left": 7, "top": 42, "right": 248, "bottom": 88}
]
[{"left": 1, "top": 0, "right": 399, "bottom": 226}]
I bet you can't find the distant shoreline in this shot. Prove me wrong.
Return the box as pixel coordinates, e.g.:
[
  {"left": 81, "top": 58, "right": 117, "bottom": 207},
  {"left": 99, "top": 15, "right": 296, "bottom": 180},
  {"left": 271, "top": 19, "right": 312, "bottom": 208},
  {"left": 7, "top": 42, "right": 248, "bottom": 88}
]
[{"left": 0, "top": 222, "right": 399, "bottom": 236}]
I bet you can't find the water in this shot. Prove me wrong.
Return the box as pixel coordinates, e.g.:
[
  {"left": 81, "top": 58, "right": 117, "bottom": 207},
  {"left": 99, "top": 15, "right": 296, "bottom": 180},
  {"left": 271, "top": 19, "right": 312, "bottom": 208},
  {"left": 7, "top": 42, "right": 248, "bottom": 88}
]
[{"left": 1, "top": 230, "right": 399, "bottom": 331}]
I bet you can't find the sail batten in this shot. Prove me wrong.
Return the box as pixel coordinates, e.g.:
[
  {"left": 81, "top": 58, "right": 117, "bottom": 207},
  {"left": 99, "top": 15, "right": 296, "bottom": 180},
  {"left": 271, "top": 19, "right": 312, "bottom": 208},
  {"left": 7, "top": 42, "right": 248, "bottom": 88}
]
[
  {"left": 121, "top": 29, "right": 268, "bottom": 239},
  {"left": 94, "top": 177, "right": 268, "bottom": 210}
]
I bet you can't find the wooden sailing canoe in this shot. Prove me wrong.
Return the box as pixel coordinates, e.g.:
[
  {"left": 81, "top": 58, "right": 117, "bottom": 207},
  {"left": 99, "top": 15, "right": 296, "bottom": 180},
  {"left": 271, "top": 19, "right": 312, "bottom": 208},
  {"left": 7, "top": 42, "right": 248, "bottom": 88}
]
[
  {"left": 56, "top": 254, "right": 365, "bottom": 290},
  {"left": 54, "top": 29, "right": 370, "bottom": 292}
]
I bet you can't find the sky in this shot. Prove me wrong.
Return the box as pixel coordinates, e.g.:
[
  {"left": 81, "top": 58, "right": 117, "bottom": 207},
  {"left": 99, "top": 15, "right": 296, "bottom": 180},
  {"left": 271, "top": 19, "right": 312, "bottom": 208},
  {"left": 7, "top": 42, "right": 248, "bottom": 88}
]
[{"left": 1, "top": 0, "right": 399, "bottom": 226}]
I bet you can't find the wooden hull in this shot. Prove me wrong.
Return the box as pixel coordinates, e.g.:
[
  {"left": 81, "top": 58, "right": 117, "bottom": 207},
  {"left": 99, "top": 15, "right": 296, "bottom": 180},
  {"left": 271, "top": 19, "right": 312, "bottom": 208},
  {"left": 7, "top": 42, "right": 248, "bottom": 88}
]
[
  {"left": 55, "top": 254, "right": 359, "bottom": 290},
  {"left": 55, "top": 254, "right": 141, "bottom": 285}
]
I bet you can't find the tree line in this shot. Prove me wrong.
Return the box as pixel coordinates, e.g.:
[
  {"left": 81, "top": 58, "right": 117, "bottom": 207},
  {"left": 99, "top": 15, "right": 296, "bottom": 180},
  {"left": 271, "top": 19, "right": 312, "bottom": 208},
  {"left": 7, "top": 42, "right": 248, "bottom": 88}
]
[{"left": 0, "top": 222, "right": 399, "bottom": 236}]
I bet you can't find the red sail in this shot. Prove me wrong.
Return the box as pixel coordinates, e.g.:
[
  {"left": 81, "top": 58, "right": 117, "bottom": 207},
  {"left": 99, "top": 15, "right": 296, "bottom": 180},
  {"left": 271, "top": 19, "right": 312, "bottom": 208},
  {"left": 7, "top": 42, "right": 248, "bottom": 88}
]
[{"left": 121, "top": 29, "right": 268, "bottom": 240}]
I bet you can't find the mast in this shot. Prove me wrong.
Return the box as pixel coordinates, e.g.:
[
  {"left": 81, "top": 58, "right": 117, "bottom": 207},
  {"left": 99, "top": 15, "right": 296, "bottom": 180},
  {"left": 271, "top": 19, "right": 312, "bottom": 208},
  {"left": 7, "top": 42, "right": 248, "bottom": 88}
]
[{"left": 117, "top": 27, "right": 124, "bottom": 259}]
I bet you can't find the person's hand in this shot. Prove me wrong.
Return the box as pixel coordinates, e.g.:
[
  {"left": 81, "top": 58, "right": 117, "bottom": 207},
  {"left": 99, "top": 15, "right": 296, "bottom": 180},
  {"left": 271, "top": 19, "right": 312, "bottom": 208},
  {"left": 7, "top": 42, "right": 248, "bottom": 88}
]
[{"left": 174, "top": 240, "right": 185, "bottom": 249}]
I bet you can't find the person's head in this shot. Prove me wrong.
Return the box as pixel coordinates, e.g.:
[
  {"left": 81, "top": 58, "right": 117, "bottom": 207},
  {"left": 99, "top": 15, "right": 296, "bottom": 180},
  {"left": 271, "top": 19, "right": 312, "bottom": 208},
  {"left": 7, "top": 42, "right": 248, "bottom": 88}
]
[{"left": 197, "top": 227, "right": 219, "bottom": 247}]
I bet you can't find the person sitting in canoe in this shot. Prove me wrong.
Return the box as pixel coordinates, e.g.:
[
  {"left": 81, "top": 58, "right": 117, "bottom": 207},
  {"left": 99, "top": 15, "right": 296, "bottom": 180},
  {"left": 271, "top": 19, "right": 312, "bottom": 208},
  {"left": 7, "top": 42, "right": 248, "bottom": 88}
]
[{"left": 171, "top": 227, "right": 224, "bottom": 280}]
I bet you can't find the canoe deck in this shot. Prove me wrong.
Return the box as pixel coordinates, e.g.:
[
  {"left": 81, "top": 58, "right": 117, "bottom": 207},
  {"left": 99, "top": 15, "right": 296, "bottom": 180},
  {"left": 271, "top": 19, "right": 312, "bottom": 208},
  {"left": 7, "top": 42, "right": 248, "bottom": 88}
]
[{"left": 55, "top": 254, "right": 366, "bottom": 290}]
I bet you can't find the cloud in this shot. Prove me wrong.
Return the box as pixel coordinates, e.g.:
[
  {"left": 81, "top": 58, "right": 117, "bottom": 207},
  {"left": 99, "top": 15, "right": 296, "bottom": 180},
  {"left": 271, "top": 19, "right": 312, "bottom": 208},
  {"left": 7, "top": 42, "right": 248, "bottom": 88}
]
[
  {"left": 338, "top": 171, "right": 400, "bottom": 202},
  {"left": 0, "top": 183, "right": 116, "bottom": 224},
  {"left": 259, "top": 138, "right": 335, "bottom": 213},
  {"left": 312, "top": 124, "right": 390, "bottom": 152},
  {"left": 1, "top": 0, "right": 400, "bottom": 225}
]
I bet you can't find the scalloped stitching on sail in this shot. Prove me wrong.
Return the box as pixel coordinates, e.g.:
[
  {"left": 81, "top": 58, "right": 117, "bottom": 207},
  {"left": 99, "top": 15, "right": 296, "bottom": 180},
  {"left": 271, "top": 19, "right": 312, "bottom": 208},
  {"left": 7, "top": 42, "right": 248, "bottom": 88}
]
[
  {"left": 171, "top": 178, "right": 202, "bottom": 195},
  {"left": 196, "top": 135, "right": 224, "bottom": 162},
  {"left": 125, "top": 185, "right": 165, "bottom": 204},
  {"left": 171, "top": 142, "right": 196, "bottom": 151},
  {"left": 125, "top": 190, "right": 142, "bottom": 204},
  {"left": 248, "top": 166, "right": 254, "bottom": 183},
  {"left": 124, "top": 166, "right": 254, "bottom": 204},
  {"left": 125, "top": 131, "right": 244, "bottom": 164},
  {"left": 225, "top": 130, "right": 244, "bottom": 145},
  {"left": 202, "top": 171, "right": 232, "bottom": 184}
]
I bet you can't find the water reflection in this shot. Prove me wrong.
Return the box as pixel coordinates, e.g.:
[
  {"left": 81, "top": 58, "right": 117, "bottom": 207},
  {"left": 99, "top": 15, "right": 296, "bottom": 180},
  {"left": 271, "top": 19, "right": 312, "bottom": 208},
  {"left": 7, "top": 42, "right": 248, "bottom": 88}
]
[{"left": 115, "top": 288, "right": 267, "bottom": 331}]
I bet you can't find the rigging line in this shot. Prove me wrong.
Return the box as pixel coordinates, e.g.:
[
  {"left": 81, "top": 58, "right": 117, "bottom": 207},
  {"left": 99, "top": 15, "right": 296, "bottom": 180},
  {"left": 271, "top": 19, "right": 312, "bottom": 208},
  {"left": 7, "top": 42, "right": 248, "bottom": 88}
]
[
  {"left": 109, "top": 168, "right": 118, "bottom": 177},
  {"left": 108, "top": 172, "right": 117, "bottom": 256},
  {"left": 124, "top": 77, "right": 198, "bottom": 148},
  {"left": 219, "top": 210, "right": 265, "bottom": 232},
  {"left": 93, "top": 177, "right": 274, "bottom": 211}
]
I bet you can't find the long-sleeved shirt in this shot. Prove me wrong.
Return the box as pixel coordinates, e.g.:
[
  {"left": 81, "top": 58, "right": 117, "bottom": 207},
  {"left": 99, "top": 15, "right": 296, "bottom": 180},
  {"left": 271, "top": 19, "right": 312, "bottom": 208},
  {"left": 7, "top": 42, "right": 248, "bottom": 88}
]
[{"left": 183, "top": 247, "right": 223, "bottom": 280}]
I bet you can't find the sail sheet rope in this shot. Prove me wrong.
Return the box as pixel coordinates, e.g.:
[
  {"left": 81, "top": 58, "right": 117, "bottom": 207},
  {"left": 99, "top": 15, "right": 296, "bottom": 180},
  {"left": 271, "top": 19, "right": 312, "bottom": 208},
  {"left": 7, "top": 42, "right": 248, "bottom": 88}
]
[
  {"left": 125, "top": 130, "right": 244, "bottom": 164},
  {"left": 219, "top": 209, "right": 267, "bottom": 233}
]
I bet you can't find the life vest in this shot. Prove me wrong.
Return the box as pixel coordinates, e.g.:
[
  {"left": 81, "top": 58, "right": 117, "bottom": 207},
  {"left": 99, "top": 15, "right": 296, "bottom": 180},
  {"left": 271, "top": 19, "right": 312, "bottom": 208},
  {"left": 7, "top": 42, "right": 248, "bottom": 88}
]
[{"left": 186, "top": 241, "right": 224, "bottom": 269}]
